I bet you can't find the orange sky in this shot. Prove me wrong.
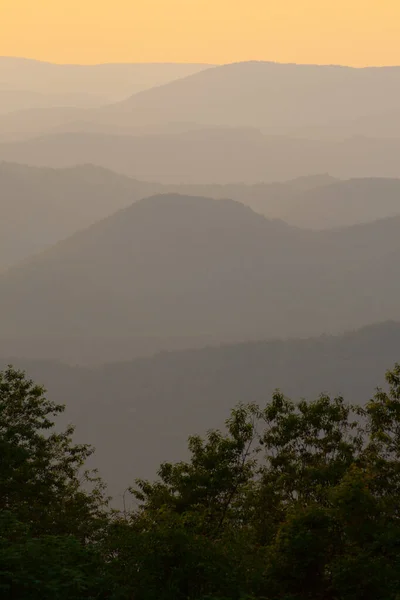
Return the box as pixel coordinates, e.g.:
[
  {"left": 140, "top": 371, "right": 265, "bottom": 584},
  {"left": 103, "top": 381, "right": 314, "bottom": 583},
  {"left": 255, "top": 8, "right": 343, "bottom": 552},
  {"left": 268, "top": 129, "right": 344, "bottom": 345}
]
[{"left": 1, "top": 0, "right": 400, "bottom": 66}]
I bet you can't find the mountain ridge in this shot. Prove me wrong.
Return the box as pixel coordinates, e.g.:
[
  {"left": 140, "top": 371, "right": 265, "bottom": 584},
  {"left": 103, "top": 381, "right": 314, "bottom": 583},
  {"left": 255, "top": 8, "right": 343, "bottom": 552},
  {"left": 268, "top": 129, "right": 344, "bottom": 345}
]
[
  {"left": 2, "top": 130, "right": 400, "bottom": 182},
  {"left": 2, "top": 61, "right": 400, "bottom": 140},
  {"left": 2, "top": 319, "right": 400, "bottom": 498},
  {"left": 1, "top": 193, "right": 400, "bottom": 356}
]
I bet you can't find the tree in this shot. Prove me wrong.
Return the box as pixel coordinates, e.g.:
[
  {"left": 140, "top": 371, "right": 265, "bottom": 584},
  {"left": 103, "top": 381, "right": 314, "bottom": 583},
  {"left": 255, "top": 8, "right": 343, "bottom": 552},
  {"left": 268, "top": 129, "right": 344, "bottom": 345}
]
[
  {"left": 107, "top": 404, "right": 265, "bottom": 599},
  {"left": 120, "top": 364, "right": 400, "bottom": 600},
  {"left": 0, "top": 366, "right": 107, "bottom": 538},
  {"left": 133, "top": 404, "right": 260, "bottom": 532},
  {"left": 264, "top": 365, "right": 400, "bottom": 600},
  {"left": 0, "top": 510, "right": 105, "bottom": 600},
  {"left": 0, "top": 366, "right": 111, "bottom": 598},
  {"left": 0, "top": 367, "right": 106, "bottom": 539},
  {"left": 4, "top": 363, "right": 400, "bottom": 599}
]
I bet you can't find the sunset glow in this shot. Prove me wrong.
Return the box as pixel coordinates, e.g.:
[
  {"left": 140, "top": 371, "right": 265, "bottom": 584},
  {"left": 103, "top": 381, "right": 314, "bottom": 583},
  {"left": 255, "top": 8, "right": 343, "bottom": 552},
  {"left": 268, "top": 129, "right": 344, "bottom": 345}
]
[{"left": 1, "top": 0, "right": 400, "bottom": 65}]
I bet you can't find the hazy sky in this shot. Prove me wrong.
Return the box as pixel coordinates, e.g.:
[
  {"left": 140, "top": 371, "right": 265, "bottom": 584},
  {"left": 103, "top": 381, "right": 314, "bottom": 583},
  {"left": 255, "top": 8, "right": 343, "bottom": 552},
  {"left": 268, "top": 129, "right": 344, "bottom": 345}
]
[{"left": 1, "top": 0, "right": 400, "bottom": 66}]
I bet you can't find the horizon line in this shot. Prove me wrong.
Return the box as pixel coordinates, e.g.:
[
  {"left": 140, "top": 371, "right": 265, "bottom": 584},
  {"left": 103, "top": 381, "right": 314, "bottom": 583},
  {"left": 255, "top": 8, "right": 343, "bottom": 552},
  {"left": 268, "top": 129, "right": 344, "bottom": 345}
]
[{"left": 2, "top": 55, "right": 400, "bottom": 70}]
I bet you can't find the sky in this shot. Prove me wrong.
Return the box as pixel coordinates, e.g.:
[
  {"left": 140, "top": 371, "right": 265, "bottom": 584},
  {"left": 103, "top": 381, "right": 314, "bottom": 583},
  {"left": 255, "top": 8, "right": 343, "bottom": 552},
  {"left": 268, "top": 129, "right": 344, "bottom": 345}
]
[{"left": 1, "top": 0, "right": 400, "bottom": 66}]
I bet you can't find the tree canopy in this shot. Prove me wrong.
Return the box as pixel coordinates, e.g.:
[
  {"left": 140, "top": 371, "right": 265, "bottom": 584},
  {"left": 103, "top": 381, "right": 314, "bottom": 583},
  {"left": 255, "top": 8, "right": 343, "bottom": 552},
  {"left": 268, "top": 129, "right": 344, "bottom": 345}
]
[{"left": 2, "top": 363, "right": 400, "bottom": 598}]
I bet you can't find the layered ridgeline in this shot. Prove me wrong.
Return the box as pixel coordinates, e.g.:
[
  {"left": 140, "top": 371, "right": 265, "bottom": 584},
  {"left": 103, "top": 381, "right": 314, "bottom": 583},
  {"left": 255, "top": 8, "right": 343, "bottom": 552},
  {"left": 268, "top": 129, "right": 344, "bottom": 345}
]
[
  {"left": 2, "top": 63, "right": 400, "bottom": 183},
  {"left": 104, "top": 61, "right": 400, "bottom": 133},
  {"left": 2, "top": 321, "right": 400, "bottom": 500},
  {"left": 0, "top": 57, "right": 211, "bottom": 113},
  {"left": 282, "top": 177, "right": 400, "bottom": 229},
  {"left": 0, "top": 162, "right": 157, "bottom": 270},
  {"left": 0, "top": 193, "right": 400, "bottom": 362},
  {"left": 2, "top": 130, "right": 400, "bottom": 182},
  {"left": 2, "top": 162, "right": 400, "bottom": 271},
  {"left": 2, "top": 61, "right": 400, "bottom": 137},
  {"left": 0, "top": 163, "right": 338, "bottom": 270}
]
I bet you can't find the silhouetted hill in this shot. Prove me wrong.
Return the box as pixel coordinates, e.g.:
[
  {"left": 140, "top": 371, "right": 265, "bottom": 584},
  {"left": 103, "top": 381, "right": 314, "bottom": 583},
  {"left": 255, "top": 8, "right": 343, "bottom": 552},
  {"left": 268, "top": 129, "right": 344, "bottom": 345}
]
[
  {"left": 0, "top": 162, "right": 338, "bottom": 269},
  {"left": 2, "top": 321, "right": 400, "bottom": 501},
  {"left": 161, "top": 174, "right": 339, "bottom": 218},
  {"left": 2, "top": 162, "right": 399, "bottom": 279},
  {"left": 0, "top": 193, "right": 302, "bottom": 337},
  {"left": 2, "top": 130, "right": 400, "bottom": 183},
  {"left": 173, "top": 175, "right": 400, "bottom": 228},
  {"left": 1, "top": 194, "right": 400, "bottom": 362},
  {"left": 0, "top": 162, "right": 158, "bottom": 269}
]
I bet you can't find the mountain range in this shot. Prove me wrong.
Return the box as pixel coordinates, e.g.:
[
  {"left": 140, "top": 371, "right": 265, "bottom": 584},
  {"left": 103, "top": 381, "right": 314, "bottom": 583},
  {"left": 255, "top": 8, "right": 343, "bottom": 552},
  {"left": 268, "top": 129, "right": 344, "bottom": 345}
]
[
  {"left": 2, "top": 57, "right": 400, "bottom": 503},
  {"left": 0, "top": 163, "right": 333, "bottom": 269},
  {"left": 3, "top": 320, "right": 399, "bottom": 501},
  {"left": 282, "top": 177, "right": 400, "bottom": 229},
  {"left": 0, "top": 162, "right": 147, "bottom": 269},
  {"left": 2, "top": 129, "right": 400, "bottom": 183},
  {"left": 3, "top": 61, "right": 400, "bottom": 183},
  {"left": 0, "top": 57, "right": 210, "bottom": 113},
  {"left": 3, "top": 61, "right": 400, "bottom": 138},
  {"left": 2, "top": 162, "right": 400, "bottom": 272},
  {"left": 1, "top": 192, "right": 400, "bottom": 363},
  {"left": 105, "top": 61, "right": 400, "bottom": 131}
]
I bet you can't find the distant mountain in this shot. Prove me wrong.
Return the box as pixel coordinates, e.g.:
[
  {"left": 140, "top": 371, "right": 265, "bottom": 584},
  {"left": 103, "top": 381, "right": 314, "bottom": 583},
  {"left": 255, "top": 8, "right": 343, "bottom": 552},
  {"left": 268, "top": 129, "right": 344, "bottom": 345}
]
[
  {"left": 2, "top": 130, "right": 400, "bottom": 183},
  {"left": 107, "top": 61, "right": 400, "bottom": 130},
  {"left": 0, "top": 129, "right": 324, "bottom": 182},
  {"left": 279, "top": 173, "right": 339, "bottom": 191},
  {"left": 2, "top": 321, "right": 400, "bottom": 500},
  {"left": 0, "top": 89, "right": 107, "bottom": 115},
  {"left": 3, "top": 162, "right": 400, "bottom": 273},
  {"left": 1, "top": 194, "right": 400, "bottom": 363},
  {"left": 174, "top": 174, "right": 400, "bottom": 229},
  {"left": 0, "top": 107, "right": 88, "bottom": 142},
  {"left": 284, "top": 178, "right": 400, "bottom": 229},
  {"left": 0, "top": 162, "right": 158, "bottom": 270},
  {"left": 0, "top": 57, "right": 211, "bottom": 104},
  {"left": 2, "top": 61, "right": 400, "bottom": 141},
  {"left": 0, "top": 162, "right": 337, "bottom": 270},
  {"left": 0, "top": 110, "right": 232, "bottom": 143},
  {"left": 161, "top": 173, "right": 339, "bottom": 219},
  {"left": 285, "top": 108, "right": 400, "bottom": 140}
]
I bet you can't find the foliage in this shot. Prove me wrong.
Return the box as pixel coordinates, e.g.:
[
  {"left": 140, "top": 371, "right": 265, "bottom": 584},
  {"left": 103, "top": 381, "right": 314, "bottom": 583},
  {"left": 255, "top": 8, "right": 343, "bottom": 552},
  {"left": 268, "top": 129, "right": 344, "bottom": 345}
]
[
  {"left": 0, "top": 366, "right": 107, "bottom": 538},
  {"left": 0, "top": 510, "right": 104, "bottom": 600},
  {"left": 3, "top": 364, "right": 400, "bottom": 598}
]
